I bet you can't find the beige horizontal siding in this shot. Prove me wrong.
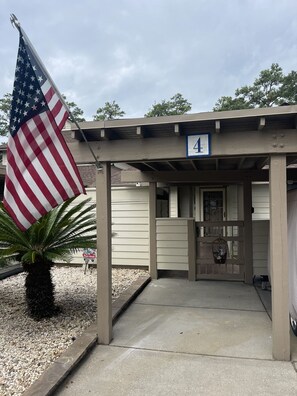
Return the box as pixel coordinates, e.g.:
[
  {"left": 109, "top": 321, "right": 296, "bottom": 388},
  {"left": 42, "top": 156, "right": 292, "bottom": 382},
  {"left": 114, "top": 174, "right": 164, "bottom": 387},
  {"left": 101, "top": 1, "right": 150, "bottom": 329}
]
[
  {"left": 112, "top": 245, "right": 149, "bottom": 252},
  {"left": 156, "top": 218, "right": 190, "bottom": 271},
  {"left": 157, "top": 263, "right": 188, "bottom": 271},
  {"left": 112, "top": 251, "right": 149, "bottom": 259},
  {"left": 252, "top": 184, "right": 270, "bottom": 221},
  {"left": 157, "top": 247, "right": 188, "bottom": 256},
  {"left": 253, "top": 220, "right": 269, "bottom": 276},
  {"left": 60, "top": 187, "right": 150, "bottom": 267},
  {"left": 112, "top": 224, "right": 149, "bottom": 232},
  {"left": 111, "top": 187, "right": 149, "bottom": 267},
  {"left": 157, "top": 233, "right": 188, "bottom": 241},
  {"left": 112, "top": 258, "right": 149, "bottom": 266},
  {"left": 157, "top": 240, "right": 188, "bottom": 248}
]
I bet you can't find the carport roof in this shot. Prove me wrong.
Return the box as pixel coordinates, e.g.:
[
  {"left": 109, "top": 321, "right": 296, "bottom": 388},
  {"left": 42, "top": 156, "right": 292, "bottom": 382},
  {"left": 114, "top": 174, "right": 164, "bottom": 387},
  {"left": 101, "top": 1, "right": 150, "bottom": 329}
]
[
  {"left": 70, "top": 105, "right": 297, "bottom": 141},
  {"left": 67, "top": 105, "right": 297, "bottom": 176}
]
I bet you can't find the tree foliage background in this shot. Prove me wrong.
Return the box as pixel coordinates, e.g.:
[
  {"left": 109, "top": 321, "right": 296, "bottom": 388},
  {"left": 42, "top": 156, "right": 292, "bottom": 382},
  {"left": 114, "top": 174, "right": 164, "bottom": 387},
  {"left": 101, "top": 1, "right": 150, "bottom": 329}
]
[
  {"left": 93, "top": 100, "right": 125, "bottom": 121},
  {"left": 1, "top": 63, "right": 297, "bottom": 136},
  {"left": 145, "top": 93, "right": 191, "bottom": 117},
  {"left": 213, "top": 63, "right": 297, "bottom": 111}
]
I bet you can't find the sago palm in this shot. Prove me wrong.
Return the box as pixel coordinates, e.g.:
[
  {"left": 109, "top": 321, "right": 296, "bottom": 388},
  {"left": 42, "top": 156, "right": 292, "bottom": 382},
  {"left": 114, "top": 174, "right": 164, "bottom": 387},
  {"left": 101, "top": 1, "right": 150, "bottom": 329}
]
[{"left": 0, "top": 197, "right": 96, "bottom": 319}]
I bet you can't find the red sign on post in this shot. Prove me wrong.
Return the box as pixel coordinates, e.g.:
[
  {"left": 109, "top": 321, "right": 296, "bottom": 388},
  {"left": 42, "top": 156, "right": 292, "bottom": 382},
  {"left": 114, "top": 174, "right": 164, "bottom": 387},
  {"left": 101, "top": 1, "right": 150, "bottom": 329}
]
[{"left": 83, "top": 248, "right": 96, "bottom": 259}]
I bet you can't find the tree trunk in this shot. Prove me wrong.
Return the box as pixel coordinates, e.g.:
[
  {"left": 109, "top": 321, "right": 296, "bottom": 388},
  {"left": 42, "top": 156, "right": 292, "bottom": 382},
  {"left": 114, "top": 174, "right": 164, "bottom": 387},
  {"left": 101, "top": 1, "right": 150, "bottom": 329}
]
[{"left": 23, "top": 260, "right": 59, "bottom": 320}]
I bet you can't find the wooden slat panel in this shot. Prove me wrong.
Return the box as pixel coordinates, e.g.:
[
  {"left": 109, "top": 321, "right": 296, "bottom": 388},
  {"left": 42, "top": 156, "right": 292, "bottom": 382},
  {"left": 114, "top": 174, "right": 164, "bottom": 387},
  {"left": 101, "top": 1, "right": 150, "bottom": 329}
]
[
  {"left": 158, "top": 263, "right": 188, "bottom": 271},
  {"left": 157, "top": 233, "right": 188, "bottom": 241},
  {"left": 112, "top": 224, "right": 149, "bottom": 231},
  {"left": 113, "top": 231, "right": 149, "bottom": 239},
  {"left": 112, "top": 258, "right": 149, "bottom": 266},
  {"left": 157, "top": 225, "right": 188, "bottom": 234},
  {"left": 196, "top": 258, "right": 244, "bottom": 264},
  {"left": 112, "top": 251, "right": 150, "bottom": 259},
  {"left": 112, "top": 238, "right": 148, "bottom": 245},
  {"left": 196, "top": 221, "right": 244, "bottom": 227},
  {"left": 157, "top": 255, "right": 188, "bottom": 264},
  {"left": 156, "top": 219, "right": 188, "bottom": 226},
  {"left": 157, "top": 248, "right": 188, "bottom": 256},
  {"left": 157, "top": 240, "right": 188, "bottom": 248},
  {"left": 112, "top": 245, "right": 149, "bottom": 252},
  {"left": 112, "top": 203, "right": 148, "bottom": 211},
  {"left": 112, "top": 210, "right": 148, "bottom": 218},
  {"left": 112, "top": 218, "right": 148, "bottom": 225}
]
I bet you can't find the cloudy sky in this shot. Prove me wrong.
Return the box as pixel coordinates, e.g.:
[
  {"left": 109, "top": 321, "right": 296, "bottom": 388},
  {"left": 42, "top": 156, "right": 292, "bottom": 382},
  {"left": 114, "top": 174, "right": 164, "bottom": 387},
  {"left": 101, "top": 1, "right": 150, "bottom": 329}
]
[{"left": 1, "top": 0, "right": 297, "bottom": 122}]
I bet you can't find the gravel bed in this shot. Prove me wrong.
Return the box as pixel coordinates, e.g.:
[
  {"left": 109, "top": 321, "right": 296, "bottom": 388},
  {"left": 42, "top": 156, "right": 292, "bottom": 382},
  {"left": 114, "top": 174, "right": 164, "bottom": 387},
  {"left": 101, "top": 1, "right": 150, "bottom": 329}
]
[{"left": 0, "top": 266, "right": 148, "bottom": 396}]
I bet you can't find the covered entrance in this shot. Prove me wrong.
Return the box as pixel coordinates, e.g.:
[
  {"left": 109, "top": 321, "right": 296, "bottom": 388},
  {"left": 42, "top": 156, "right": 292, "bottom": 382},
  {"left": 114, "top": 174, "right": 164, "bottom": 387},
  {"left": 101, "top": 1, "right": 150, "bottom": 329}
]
[{"left": 69, "top": 105, "right": 297, "bottom": 361}]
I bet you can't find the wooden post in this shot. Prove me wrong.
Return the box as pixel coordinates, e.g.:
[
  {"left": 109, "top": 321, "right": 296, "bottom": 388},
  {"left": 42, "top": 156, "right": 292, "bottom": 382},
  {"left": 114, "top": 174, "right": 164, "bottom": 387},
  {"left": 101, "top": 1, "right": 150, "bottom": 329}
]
[
  {"left": 243, "top": 180, "right": 253, "bottom": 284},
  {"left": 149, "top": 182, "right": 157, "bottom": 279},
  {"left": 188, "top": 219, "right": 196, "bottom": 281},
  {"left": 269, "top": 154, "right": 290, "bottom": 361},
  {"left": 96, "top": 163, "right": 112, "bottom": 344}
]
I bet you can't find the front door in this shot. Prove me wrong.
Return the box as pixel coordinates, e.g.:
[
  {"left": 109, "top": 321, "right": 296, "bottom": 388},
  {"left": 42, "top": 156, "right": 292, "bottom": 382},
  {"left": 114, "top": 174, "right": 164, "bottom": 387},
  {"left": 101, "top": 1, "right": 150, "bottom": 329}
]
[{"left": 200, "top": 189, "right": 225, "bottom": 236}]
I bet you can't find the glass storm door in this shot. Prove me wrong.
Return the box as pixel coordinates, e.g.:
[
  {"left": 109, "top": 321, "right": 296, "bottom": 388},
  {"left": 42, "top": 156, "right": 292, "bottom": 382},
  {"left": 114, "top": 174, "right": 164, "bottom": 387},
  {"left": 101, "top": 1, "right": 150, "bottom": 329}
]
[{"left": 201, "top": 189, "right": 225, "bottom": 236}]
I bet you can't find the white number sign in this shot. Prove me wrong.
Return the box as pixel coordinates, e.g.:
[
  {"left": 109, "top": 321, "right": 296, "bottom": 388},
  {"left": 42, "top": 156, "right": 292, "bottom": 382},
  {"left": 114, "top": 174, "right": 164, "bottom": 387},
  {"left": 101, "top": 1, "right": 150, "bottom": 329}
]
[{"left": 187, "top": 134, "right": 211, "bottom": 157}]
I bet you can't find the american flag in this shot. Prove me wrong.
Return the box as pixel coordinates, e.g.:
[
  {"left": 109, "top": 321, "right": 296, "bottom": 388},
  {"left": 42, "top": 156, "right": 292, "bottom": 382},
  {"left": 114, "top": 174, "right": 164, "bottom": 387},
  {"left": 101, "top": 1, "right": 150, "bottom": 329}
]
[{"left": 3, "top": 30, "right": 85, "bottom": 231}]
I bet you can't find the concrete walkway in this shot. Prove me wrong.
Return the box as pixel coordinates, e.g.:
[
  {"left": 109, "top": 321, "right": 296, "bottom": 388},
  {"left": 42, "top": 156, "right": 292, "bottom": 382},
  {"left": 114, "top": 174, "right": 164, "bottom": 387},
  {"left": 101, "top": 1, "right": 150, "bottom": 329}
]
[{"left": 56, "top": 278, "right": 297, "bottom": 396}]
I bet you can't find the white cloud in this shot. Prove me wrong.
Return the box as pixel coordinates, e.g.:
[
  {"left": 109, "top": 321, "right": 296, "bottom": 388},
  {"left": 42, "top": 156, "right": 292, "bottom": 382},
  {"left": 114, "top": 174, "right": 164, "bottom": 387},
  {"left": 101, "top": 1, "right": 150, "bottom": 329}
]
[{"left": 1, "top": 0, "right": 297, "bottom": 119}]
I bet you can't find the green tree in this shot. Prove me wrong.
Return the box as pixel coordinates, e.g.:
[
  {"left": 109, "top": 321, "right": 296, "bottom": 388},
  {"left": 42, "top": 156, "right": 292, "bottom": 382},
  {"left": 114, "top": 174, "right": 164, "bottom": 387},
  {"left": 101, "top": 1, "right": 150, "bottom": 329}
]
[
  {"left": 93, "top": 100, "right": 125, "bottom": 121},
  {"left": 145, "top": 93, "right": 191, "bottom": 117},
  {"left": 213, "top": 63, "right": 297, "bottom": 111},
  {"left": 0, "top": 197, "right": 96, "bottom": 319},
  {"left": 0, "top": 93, "right": 86, "bottom": 136},
  {"left": 0, "top": 93, "right": 12, "bottom": 136},
  {"left": 62, "top": 95, "right": 86, "bottom": 122}
]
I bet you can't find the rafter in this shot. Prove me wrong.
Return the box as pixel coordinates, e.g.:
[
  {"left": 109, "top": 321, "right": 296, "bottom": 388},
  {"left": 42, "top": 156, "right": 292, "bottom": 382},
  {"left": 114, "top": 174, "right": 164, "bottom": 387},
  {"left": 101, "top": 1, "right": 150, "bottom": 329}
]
[
  {"left": 136, "top": 126, "right": 143, "bottom": 138},
  {"left": 174, "top": 124, "right": 180, "bottom": 136},
  {"left": 258, "top": 117, "right": 266, "bottom": 130},
  {"left": 191, "top": 160, "right": 199, "bottom": 170},
  {"left": 215, "top": 120, "right": 220, "bottom": 134},
  {"left": 100, "top": 129, "right": 109, "bottom": 140}
]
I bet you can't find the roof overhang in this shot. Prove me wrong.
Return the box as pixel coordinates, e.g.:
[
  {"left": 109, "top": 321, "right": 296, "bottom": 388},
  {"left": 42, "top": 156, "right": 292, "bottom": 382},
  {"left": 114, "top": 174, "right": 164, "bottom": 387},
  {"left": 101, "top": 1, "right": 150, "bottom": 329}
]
[{"left": 67, "top": 105, "right": 297, "bottom": 181}]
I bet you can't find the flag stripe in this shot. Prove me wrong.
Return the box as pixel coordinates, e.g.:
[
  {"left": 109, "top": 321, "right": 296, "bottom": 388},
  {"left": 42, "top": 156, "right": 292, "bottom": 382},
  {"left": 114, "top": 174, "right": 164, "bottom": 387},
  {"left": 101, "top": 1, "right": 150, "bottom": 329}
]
[
  {"left": 37, "top": 112, "right": 84, "bottom": 195},
  {"left": 3, "top": 187, "right": 33, "bottom": 230},
  {"left": 7, "top": 134, "right": 52, "bottom": 215},
  {"left": 12, "top": 123, "right": 62, "bottom": 207},
  {"left": 3, "top": 31, "right": 86, "bottom": 230},
  {"left": 4, "top": 175, "right": 39, "bottom": 225}
]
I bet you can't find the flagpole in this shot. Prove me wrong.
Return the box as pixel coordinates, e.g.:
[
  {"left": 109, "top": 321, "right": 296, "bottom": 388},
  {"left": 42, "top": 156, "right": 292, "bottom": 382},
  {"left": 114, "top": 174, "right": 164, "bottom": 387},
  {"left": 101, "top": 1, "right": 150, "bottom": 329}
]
[{"left": 10, "top": 14, "right": 102, "bottom": 170}]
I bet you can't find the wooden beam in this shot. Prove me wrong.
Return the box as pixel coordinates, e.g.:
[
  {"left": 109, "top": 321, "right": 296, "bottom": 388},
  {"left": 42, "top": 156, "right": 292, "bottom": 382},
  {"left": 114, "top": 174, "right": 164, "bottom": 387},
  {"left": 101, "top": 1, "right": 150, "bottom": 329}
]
[
  {"left": 121, "top": 170, "right": 271, "bottom": 183},
  {"left": 243, "top": 180, "right": 253, "bottom": 284},
  {"left": 144, "top": 162, "right": 159, "bottom": 171},
  {"left": 174, "top": 124, "right": 180, "bottom": 136},
  {"left": 100, "top": 129, "right": 108, "bottom": 140},
  {"left": 188, "top": 219, "right": 196, "bottom": 281},
  {"left": 191, "top": 160, "right": 199, "bottom": 170},
  {"left": 258, "top": 117, "right": 266, "bottom": 130},
  {"left": 238, "top": 157, "right": 246, "bottom": 170},
  {"left": 215, "top": 120, "right": 220, "bottom": 134},
  {"left": 269, "top": 154, "right": 290, "bottom": 361},
  {"left": 67, "top": 129, "right": 297, "bottom": 163},
  {"left": 256, "top": 157, "right": 268, "bottom": 170},
  {"left": 149, "top": 182, "right": 157, "bottom": 279},
  {"left": 96, "top": 163, "right": 112, "bottom": 344},
  {"left": 167, "top": 161, "right": 178, "bottom": 170}
]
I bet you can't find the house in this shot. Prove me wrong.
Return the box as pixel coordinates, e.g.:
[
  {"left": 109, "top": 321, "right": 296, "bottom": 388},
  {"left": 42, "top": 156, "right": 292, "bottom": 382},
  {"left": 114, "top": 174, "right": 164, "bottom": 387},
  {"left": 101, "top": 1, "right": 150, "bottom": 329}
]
[{"left": 67, "top": 105, "right": 297, "bottom": 361}]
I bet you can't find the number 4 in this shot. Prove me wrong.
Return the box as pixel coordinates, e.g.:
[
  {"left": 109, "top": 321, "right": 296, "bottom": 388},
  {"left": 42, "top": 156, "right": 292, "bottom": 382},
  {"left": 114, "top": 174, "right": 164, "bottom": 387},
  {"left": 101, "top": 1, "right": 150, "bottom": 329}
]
[{"left": 193, "top": 138, "right": 203, "bottom": 153}]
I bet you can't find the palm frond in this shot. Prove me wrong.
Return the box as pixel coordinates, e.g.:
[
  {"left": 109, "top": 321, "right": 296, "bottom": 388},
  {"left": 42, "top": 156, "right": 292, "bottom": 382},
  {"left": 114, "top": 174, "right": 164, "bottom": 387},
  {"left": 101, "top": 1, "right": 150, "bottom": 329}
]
[{"left": 0, "top": 198, "right": 97, "bottom": 265}]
